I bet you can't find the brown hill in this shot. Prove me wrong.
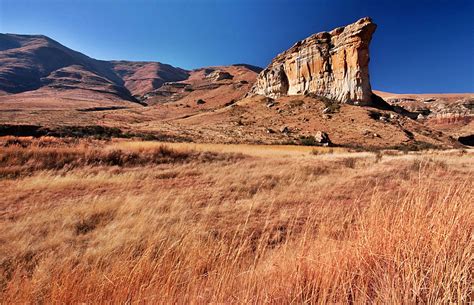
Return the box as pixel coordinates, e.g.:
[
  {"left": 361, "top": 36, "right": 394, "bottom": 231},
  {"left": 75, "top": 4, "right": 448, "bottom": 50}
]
[
  {"left": 0, "top": 34, "right": 125, "bottom": 95},
  {"left": 0, "top": 34, "right": 192, "bottom": 108},
  {"left": 110, "top": 61, "right": 189, "bottom": 97},
  {"left": 144, "top": 94, "right": 459, "bottom": 149}
]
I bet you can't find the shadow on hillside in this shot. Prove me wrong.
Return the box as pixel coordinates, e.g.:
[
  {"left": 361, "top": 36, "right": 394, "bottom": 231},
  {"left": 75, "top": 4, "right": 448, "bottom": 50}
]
[{"left": 371, "top": 93, "right": 420, "bottom": 120}]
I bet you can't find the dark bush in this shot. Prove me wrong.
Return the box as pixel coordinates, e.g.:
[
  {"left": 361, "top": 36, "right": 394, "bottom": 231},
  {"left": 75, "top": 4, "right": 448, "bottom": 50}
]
[{"left": 299, "top": 136, "right": 317, "bottom": 146}]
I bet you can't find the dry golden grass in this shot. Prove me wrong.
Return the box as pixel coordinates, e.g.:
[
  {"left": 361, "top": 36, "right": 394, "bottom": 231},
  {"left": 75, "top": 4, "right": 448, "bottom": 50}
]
[
  {"left": 108, "top": 140, "right": 347, "bottom": 158},
  {"left": 0, "top": 138, "right": 473, "bottom": 303},
  {"left": 0, "top": 137, "right": 244, "bottom": 178}
]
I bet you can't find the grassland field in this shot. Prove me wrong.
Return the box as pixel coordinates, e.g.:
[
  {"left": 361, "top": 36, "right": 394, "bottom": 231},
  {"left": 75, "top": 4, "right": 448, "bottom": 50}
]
[{"left": 0, "top": 136, "right": 472, "bottom": 303}]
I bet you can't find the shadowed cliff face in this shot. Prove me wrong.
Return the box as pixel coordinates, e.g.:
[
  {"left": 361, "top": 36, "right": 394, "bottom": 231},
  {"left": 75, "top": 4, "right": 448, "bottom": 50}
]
[{"left": 251, "top": 17, "right": 376, "bottom": 105}]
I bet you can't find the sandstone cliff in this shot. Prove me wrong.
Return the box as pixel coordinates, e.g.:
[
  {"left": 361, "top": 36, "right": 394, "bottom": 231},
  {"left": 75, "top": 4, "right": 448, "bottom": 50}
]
[{"left": 251, "top": 17, "right": 376, "bottom": 104}]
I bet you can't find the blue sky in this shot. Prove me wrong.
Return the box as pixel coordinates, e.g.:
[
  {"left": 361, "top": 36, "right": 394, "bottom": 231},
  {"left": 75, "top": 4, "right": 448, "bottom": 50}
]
[{"left": 0, "top": 0, "right": 473, "bottom": 93}]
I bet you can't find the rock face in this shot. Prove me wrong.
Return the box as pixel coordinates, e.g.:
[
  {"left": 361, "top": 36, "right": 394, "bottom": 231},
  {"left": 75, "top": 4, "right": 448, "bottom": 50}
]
[{"left": 251, "top": 17, "right": 376, "bottom": 104}]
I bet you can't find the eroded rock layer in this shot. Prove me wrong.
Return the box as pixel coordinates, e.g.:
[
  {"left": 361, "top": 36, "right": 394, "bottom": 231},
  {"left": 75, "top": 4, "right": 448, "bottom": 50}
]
[{"left": 251, "top": 17, "right": 376, "bottom": 104}]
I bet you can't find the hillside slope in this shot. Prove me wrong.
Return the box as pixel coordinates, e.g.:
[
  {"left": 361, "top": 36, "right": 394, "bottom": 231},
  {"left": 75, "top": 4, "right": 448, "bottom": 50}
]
[
  {"left": 374, "top": 90, "right": 473, "bottom": 140},
  {"left": 0, "top": 34, "right": 192, "bottom": 108}
]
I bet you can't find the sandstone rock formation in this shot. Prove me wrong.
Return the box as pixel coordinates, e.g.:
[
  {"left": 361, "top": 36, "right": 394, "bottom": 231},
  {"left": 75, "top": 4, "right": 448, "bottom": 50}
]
[
  {"left": 205, "top": 70, "right": 233, "bottom": 81},
  {"left": 251, "top": 17, "right": 376, "bottom": 104}
]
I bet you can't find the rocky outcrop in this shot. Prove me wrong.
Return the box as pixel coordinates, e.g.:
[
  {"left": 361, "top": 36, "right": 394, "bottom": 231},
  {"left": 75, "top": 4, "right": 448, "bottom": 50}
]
[
  {"left": 251, "top": 17, "right": 376, "bottom": 105},
  {"left": 205, "top": 70, "right": 233, "bottom": 81}
]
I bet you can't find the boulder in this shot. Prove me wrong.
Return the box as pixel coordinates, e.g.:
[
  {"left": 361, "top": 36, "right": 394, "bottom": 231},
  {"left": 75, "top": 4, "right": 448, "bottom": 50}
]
[
  {"left": 266, "top": 128, "right": 276, "bottom": 134},
  {"left": 322, "top": 107, "right": 331, "bottom": 114},
  {"left": 206, "top": 70, "right": 233, "bottom": 81},
  {"left": 379, "top": 116, "right": 389, "bottom": 123},
  {"left": 265, "top": 97, "right": 276, "bottom": 108},
  {"left": 314, "top": 131, "right": 331, "bottom": 145},
  {"left": 251, "top": 17, "right": 376, "bottom": 105}
]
